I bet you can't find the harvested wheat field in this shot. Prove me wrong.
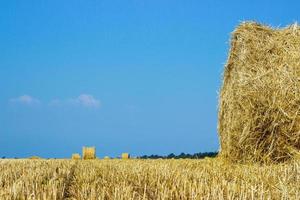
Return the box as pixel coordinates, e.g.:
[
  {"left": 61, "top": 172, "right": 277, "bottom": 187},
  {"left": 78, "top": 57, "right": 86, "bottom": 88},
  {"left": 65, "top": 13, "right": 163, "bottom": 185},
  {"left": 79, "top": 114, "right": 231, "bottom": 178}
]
[{"left": 0, "top": 158, "right": 299, "bottom": 199}]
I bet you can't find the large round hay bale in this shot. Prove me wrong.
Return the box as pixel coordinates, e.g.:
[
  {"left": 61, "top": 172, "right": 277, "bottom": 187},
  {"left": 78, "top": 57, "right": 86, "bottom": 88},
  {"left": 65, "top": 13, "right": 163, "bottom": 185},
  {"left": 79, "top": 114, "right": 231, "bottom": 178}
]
[
  {"left": 71, "top": 153, "right": 81, "bottom": 160},
  {"left": 28, "top": 156, "right": 42, "bottom": 160},
  {"left": 218, "top": 22, "right": 300, "bottom": 163}
]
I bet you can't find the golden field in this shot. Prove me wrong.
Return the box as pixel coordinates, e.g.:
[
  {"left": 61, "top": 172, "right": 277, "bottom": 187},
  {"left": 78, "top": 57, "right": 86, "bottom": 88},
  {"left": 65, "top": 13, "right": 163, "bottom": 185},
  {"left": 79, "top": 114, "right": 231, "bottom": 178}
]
[{"left": 0, "top": 158, "right": 299, "bottom": 200}]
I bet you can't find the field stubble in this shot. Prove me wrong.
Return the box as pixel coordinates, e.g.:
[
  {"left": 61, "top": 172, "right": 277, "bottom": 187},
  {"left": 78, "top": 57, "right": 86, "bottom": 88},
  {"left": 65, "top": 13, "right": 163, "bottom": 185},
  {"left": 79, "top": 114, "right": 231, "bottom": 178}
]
[{"left": 0, "top": 158, "right": 299, "bottom": 200}]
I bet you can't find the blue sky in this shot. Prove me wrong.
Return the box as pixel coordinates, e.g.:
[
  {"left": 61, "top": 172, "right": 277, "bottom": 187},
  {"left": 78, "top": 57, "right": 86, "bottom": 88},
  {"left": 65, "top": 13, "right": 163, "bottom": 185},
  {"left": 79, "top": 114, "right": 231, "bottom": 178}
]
[{"left": 1, "top": 1, "right": 299, "bottom": 158}]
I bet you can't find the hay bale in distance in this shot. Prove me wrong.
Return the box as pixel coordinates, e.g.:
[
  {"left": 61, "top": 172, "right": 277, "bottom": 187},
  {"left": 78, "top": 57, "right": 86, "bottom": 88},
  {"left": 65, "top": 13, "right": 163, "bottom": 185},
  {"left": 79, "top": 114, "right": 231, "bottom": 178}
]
[
  {"left": 72, "top": 153, "right": 81, "bottom": 160},
  {"left": 218, "top": 22, "right": 300, "bottom": 163},
  {"left": 121, "top": 153, "right": 130, "bottom": 159},
  {"left": 82, "top": 146, "right": 96, "bottom": 160},
  {"left": 104, "top": 156, "right": 110, "bottom": 159},
  {"left": 28, "top": 156, "right": 42, "bottom": 160}
]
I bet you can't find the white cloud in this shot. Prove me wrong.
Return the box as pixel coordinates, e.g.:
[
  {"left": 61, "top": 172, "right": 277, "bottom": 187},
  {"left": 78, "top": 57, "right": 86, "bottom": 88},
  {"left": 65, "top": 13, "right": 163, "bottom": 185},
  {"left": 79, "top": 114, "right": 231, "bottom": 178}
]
[
  {"left": 10, "top": 94, "right": 101, "bottom": 108},
  {"left": 48, "top": 99, "right": 62, "bottom": 106},
  {"left": 70, "top": 94, "right": 101, "bottom": 108},
  {"left": 10, "top": 95, "right": 40, "bottom": 105}
]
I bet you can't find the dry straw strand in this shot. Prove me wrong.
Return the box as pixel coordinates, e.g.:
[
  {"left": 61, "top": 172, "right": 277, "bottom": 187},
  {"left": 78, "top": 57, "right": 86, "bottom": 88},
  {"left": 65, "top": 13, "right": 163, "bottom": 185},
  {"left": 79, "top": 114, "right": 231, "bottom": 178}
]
[{"left": 218, "top": 21, "right": 300, "bottom": 163}]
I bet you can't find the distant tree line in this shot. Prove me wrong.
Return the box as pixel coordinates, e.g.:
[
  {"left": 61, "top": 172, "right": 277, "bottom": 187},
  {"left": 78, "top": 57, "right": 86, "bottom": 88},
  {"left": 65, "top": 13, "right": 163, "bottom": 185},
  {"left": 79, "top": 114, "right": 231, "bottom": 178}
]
[
  {"left": 137, "top": 152, "right": 218, "bottom": 159},
  {"left": 1, "top": 152, "right": 218, "bottom": 160}
]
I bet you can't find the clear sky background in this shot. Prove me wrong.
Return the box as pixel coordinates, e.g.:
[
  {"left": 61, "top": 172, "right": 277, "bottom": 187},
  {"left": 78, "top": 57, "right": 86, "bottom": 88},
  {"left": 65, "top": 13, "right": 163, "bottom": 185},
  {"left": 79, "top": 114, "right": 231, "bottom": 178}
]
[{"left": 1, "top": 1, "right": 299, "bottom": 158}]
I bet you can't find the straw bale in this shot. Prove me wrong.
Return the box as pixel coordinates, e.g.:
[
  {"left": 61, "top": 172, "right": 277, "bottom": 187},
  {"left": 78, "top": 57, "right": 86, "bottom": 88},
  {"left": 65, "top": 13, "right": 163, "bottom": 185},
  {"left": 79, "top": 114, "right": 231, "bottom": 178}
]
[
  {"left": 218, "top": 22, "right": 300, "bottom": 163},
  {"left": 121, "top": 153, "right": 130, "bottom": 159},
  {"left": 28, "top": 156, "right": 42, "bottom": 160},
  {"left": 72, "top": 153, "right": 81, "bottom": 160},
  {"left": 82, "top": 146, "right": 96, "bottom": 160}
]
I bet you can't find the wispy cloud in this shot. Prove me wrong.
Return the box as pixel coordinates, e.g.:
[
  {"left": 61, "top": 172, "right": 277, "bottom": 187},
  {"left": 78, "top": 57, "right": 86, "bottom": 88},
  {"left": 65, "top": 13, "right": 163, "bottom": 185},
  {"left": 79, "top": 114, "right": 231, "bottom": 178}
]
[
  {"left": 10, "top": 94, "right": 101, "bottom": 108},
  {"left": 49, "top": 94, "right": 101, "bottom": 109},
  {"left": 10, "top": 95, "right": 41, "bottom": 105},
  {"left": 48, "top": 99, "right": 62, "bottom": 106},
  {"left": 69, "top": 94, "right": 101, "bottom": 108}
]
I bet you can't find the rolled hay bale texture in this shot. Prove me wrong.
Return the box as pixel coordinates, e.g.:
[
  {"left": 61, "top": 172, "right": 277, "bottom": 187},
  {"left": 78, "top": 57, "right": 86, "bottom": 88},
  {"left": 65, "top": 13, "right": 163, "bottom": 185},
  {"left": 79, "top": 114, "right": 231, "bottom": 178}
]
[
  {"left": 71, "top": 153, "right": 81, "bottom": 160},
  {"left": 82, "top": 146, "right": 96, "bottom": 160},
  {"left": 218, "top": 22, "right": 300, "bottom": 163},
  {"left": 121, "top": 153, "right": 130, "bottom": 159}
]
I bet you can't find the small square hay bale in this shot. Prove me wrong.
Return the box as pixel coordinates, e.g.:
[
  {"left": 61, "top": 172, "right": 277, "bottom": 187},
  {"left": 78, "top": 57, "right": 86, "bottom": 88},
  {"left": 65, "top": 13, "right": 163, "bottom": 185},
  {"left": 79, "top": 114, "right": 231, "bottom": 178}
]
[
  {"left": 121, "top": 153, "right": 130, "bottom": 159},
  {"left": 82, "top": 146, "right": 96, "bottom": 160}
]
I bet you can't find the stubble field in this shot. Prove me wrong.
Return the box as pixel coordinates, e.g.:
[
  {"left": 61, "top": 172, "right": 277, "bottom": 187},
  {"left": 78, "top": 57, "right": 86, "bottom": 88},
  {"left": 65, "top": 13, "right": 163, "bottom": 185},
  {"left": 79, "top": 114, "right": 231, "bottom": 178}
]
[{"left": 0, "top": 158, "right": 299, "bottom": 200}]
